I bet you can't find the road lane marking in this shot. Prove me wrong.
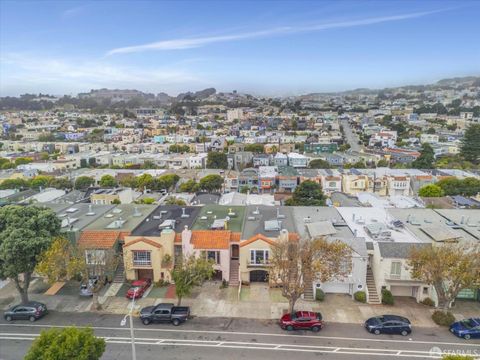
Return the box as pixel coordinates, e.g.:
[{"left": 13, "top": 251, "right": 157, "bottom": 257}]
[
  {"left": 0, "top": 333, "right": 445, "bottom": 358},
  {"left": 1, "top": 323, "right": 478, "bottom": 348}
]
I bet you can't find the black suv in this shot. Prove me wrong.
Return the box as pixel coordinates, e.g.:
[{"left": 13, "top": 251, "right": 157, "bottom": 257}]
[
  {"left": 365, "top": 315, "right": 412, "bottom": 336},
  {"left": 4, "top": 301, "right": 48, "bottom": 322}
]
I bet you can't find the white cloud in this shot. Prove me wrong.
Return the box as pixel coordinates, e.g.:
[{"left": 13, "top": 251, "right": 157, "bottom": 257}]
[
  {"left": 107, "top": 9, "right": 447, "bottom": 55},
  {"left": 0, "top": 53, "right": 205, "bottom": 95}
]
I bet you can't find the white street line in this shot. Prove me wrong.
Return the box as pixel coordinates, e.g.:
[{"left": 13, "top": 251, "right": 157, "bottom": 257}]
[
  {"left": 1, "top": 323, "right": 478, "bottom": 348},
  {"left": 0, "top": 333, "right": 446, "bottom": 358}
]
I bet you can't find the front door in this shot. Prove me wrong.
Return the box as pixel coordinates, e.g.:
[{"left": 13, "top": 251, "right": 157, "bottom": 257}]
[
  {"left": 231, "top": 244, "right": 239, "bottom": 260},
  {"left": 153, "top": 309, "right": 171, "bottom": 322}
]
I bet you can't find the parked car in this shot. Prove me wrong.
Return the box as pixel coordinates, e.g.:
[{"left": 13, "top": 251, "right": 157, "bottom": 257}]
[
  {"left": 365, "top": 315, "right": 411, "bottom": 336},
  {"left": 279, "top": 311, "right": 324, "bottom": 332},
  {"left": 450, "top": 318, "right": 480, "bottom": 340},
  {"left": 4, "top": 301, "right": 48, "bottom": 322},
  {"left": 126, "top": 279, "right": 152, "bottom": 299},
  {"left": 140, "top": 303, "right": 190, "bottom": 326},
  {"left": 79, "top": 277, "right": 99, "bottom": 297}
]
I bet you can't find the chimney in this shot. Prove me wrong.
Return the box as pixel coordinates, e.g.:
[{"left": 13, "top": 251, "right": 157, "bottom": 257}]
[
  {"left": 279, "top": 228, "right": 289, "bottom": 242},
  {"left": 181, "top": 225, "right": 193, "bottom": 256}
]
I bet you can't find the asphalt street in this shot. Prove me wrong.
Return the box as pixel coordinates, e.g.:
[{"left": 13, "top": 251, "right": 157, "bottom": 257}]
[
  {"left": 340, "top": 118, "right": 363, "bottom": 152},
  {"left": 1, "top": 312, "right": 479, "bottom": 360}
]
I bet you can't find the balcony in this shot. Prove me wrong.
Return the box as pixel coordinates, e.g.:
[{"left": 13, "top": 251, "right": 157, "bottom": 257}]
[
  {"left": 384, "top": 272, "right": 417, "bottom": 281},
  {"left": 132, "top": 260, "right": 152, "bottom": 267},
  {"left": 247, "top": 260, "right": 271, "bottom": 268}
]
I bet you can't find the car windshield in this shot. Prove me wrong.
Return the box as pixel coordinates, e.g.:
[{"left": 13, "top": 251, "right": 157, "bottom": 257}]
[
  {"left": 461, "top": 319, "right": 476, "bottom": 329},
  {"left": 131, "top": 286, "right": 142, "bottom": 291}
]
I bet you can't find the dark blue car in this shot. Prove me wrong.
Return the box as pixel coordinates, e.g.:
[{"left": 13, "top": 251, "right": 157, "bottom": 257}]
[
  {"left": 450, "top": 318, "right": 480, "bottom": 340},
  {"left": 365, "top": 315, "right": 412, "bottom": 336}
]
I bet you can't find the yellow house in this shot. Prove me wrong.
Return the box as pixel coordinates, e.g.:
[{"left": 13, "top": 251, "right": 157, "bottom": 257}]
[
  {"left": 239, "top": 230, "right": 298, "bottom": 284},
  {"left": 123, "top": 230, "right": 175, "bottom": 282}
]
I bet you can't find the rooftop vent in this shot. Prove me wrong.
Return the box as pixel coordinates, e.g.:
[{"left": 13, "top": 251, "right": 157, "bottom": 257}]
[
  {"left": 86, "top": 204, "right": 95, "bottom": 216},
  {"left": 180, "top": 207, "right": 190, "bottom": 218},
  {"left": 133, "top": 206, "right": 142, "bottom": 217},
  {"left": 252, "top": 207, "right": 260, "bottom": 215},
  {"left": 112, "top": 208, "right": 122, "bottom": 214},
  {"left": 65, "top": 207, "right": 78, "bottom": 213}
]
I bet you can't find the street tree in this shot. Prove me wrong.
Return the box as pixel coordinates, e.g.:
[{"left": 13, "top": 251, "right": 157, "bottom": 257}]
[
  {"left": 244, "top": 144, "right": 265, "bottom": 153},
  {"left": 308, "top": 159, "right": 331, "bottom": 169},
  {"left": 207, "top": 152, "right": 228, "bottom": 169},
  {"left": 171, "top": 254, "right": 215, "bottom": 305},
  {"left": 269, "top": 238, "right": 352, "bottom": 314},
  {"left": 179, "top": 179, "right": 198, "bottom": 193},
  {"left": 412, "top": 143, "right": 435, "bottom": 169},
  {"left": 29, "top": 175, "right": 53, "bottom": 189},
  {"left": 408, "top": 243, "right": 480, "bottom": 310},
  {"left": 418, "top": 184, "right": 444, "bottom": 197},
  {"left": 199, "top": 174, "right": 224, "bottom": 192},
  {"left": 0, "top": 206, "right": 60, "bottom": 303},
  {"left": 74, "top": 176, "right": 95, "bottom": 190},
  {"left": 99, "top": 174, "right": 117, "bottom": 188},
  {"left": 36, "top": 237, "right": 84, "bottom": 284},
  {"left": 136, "top": 173, "right": 154, "bottom": 190},
  {"left": 461, "top": 124, "right": 480, "bottom": 163},
  {"left": 24, "top": 327, "right": 105, "bottom": 360},
  {"left": 284, "top": 180, "right": 325, "bottom": 206}
]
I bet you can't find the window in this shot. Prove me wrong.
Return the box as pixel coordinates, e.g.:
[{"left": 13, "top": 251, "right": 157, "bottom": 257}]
[
  {"left": 85, "top": 250, "right": 106, "bottom": 265},
  {"left": 250, "top": 250, "right": 269, "bottom": 265},
  {"left": 390, "top": 261, "right": 402, "bottom": 278},
  {"left": 133, "top": 251, "right": 151, "bottom": 266},
  {"left": 206, "top": 251, "right": 220, "bottom": 264}
]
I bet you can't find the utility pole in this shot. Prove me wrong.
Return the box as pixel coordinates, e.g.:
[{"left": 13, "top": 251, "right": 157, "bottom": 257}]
[{"left": 121, "top": 288, "right": 138, "bottom": 360}]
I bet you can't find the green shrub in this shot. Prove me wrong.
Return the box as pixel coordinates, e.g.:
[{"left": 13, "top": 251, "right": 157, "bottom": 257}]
[
  {"left": 420, "top": 297, "right": 435, "bottom": 307},
  {"left": 220, "top": 279, "right": 229, "bottom": 289},
  {"left": 315, "top": 288, "right": 325, "bottom": 302},
  {"left": 432, "top": 310, "right": 455, "bottom": 327},
  {"left": 354, "top": 291, "right": 366, "bottom": 303},
  {"left": 155, "top": 279, "right": 170, "bottom": 287},
  {"left": 381, "top": 289, "right": 394, "bottom": 305},
  {"left": 442, "top": 355, "right": 474, "bottom": 360}
]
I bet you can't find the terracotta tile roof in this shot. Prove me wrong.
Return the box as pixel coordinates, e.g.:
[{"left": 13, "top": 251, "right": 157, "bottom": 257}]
[
  {"left": 124, "top": 237, "right": 162, "bottom": 249},
  {"left": 230, "top": 232, "right": 241, "bottom": 242},
  {"left": 78, "top": 230, "right": 121, "bottom": 249},
  {"left": 174, "top": 233, "right": 182, "bottom": 243},
  {"left": 240, "top": 234, "right": 276, "bottom": 247},
  {"left": 191, "top": 230, "right": 231, "bottom": 249}
]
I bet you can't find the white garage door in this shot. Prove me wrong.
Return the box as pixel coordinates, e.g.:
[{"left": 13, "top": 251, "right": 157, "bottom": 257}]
[
  {"left": 390, "top": 286, "right": 413, "bottom": 297},
  {"left": 320, "top": 282, "right": 351, "bottom": 294}
]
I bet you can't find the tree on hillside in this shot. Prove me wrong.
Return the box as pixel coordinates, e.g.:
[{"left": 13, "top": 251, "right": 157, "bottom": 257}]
[
  {"left": 207, "top": 152, "right": 228, "bottom": 169},
  {"left": 99, "top": 174, "right": 117, "bottom": 188},
  {"left": 29, "top": 175, "right": 53, "bottom": 189},
  {"left": 269, "top": 238, "right": 352, "bottom": 314},
  {"left": 136, "top": 173, "right": 154, "bottom": 190},
  {"left": 284, "top": 180, "right": 325, "bottom": 206},
  {"left": 179, "top": 179, "right": 198, "bottom": 193},
  {"left": 119, "top": 174, "right": 138, "bottom": 188},
  {"left": 0, "top": 178, "right": 30, "bottom": 190},
  {"left": 49, "top": 177, "right": 73, "bottom": 190},
  {"left": 412, "top": 143, "right": 435, "bottom": 169},
  {"left": 74, "top": 176, "right": 95, "bottom": 190},
  {"left": 0, "top": 206, "right": 60, "bottom": 303},
  {"left": 244, "top": 144, "right": 265, "bottom": 153},
  {"left": 171, "top": 255, "right": 215, "bottom": 305},
  {"left": 24, "top": 327, "right": 105, "bottom": 360},
  {"left": 309, "top": 159, "right": 331, "bottom": 169},
  {"left": 376, "top": 159, "right": 390, "bottom": 167},
  {"left": 408, "top": 243, "right": 480, "bottom": 310},
  {"left": 461, "top": 124, "right": 480, "bottom": 163},
  {"left": 418, "top": 184, "right": 444, "bottom": 197},
  {"left": 36, "top": 237, "right": 84, "bottom": 284},
  {"left": 199, "top": 174, "right": 224, "bottom": 192},
  {"left": 436, "top": 177, "right": 480, "bottom": 196}
]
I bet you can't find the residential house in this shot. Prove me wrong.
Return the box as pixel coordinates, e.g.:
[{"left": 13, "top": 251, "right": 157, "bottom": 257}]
[{"left": 287, "top": 153, "right": 309, "bottom": 168}]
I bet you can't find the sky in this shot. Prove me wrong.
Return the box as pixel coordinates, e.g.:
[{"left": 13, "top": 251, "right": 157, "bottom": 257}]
[{"left": 0, "top": 0, "right": 479, "bottom": 96}]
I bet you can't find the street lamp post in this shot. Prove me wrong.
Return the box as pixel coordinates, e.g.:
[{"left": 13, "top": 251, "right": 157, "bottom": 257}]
[{"left": 121, "top": 288, "right": 137, "bottom": 360}]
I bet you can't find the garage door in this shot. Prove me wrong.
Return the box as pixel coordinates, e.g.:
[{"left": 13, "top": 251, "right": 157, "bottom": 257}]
[
  {"left": 250, "top": 270, "right": 269, "bottom": 282},
  {"left": 390, "top": 286, "right": 413, "bottom": 297},
  {"left": 137, "top": 269, "right": 154, "bottom": 280},
  {"left": 320, "top": 282, "right": 351, "bottom": 294}
]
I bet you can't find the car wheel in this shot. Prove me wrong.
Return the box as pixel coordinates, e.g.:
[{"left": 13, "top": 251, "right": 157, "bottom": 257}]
[
  {"left": 5, "top": 315, "right": 12, "bottom": 322},
  {"left": 464, "top": 334, "right": 471, "bottom": 340},
  {"left": 286, "top": 325, "right": 294, "bottom": 331},
  {"left": 172, "top": 319, "right": 180, "bottom": 326},
  {"left": 142, "top": 318, "right": 151, "bottom": 325},
  {"left": 311, "top": 326, "right": 320, "bottom": 332},
  {"left": 401, "top": 330, "right": 408, "bottom": 336},
  {"left": 29, "top": 316, "right": 36, "bottom": 322},
  {"left": 374, "top": 329, "right": 381, "bottom": 335}
]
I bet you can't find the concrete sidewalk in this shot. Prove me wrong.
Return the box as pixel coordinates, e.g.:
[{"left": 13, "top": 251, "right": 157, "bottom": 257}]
[{"left": 2, "top": 280, "right": 479, "bottom": 328}]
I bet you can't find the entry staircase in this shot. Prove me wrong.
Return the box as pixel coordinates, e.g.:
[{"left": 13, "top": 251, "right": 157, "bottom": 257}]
[
  {"left": 366, "top": 266, "right": 381, "bottom": 304},
  {"left": 229, "top": 260, "right": 239, "bottom": 287}
]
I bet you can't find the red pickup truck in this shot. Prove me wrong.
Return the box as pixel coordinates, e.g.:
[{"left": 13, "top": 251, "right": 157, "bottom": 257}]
[{"left": 279, "top": 311, "right": 324, "bottom": 332}]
